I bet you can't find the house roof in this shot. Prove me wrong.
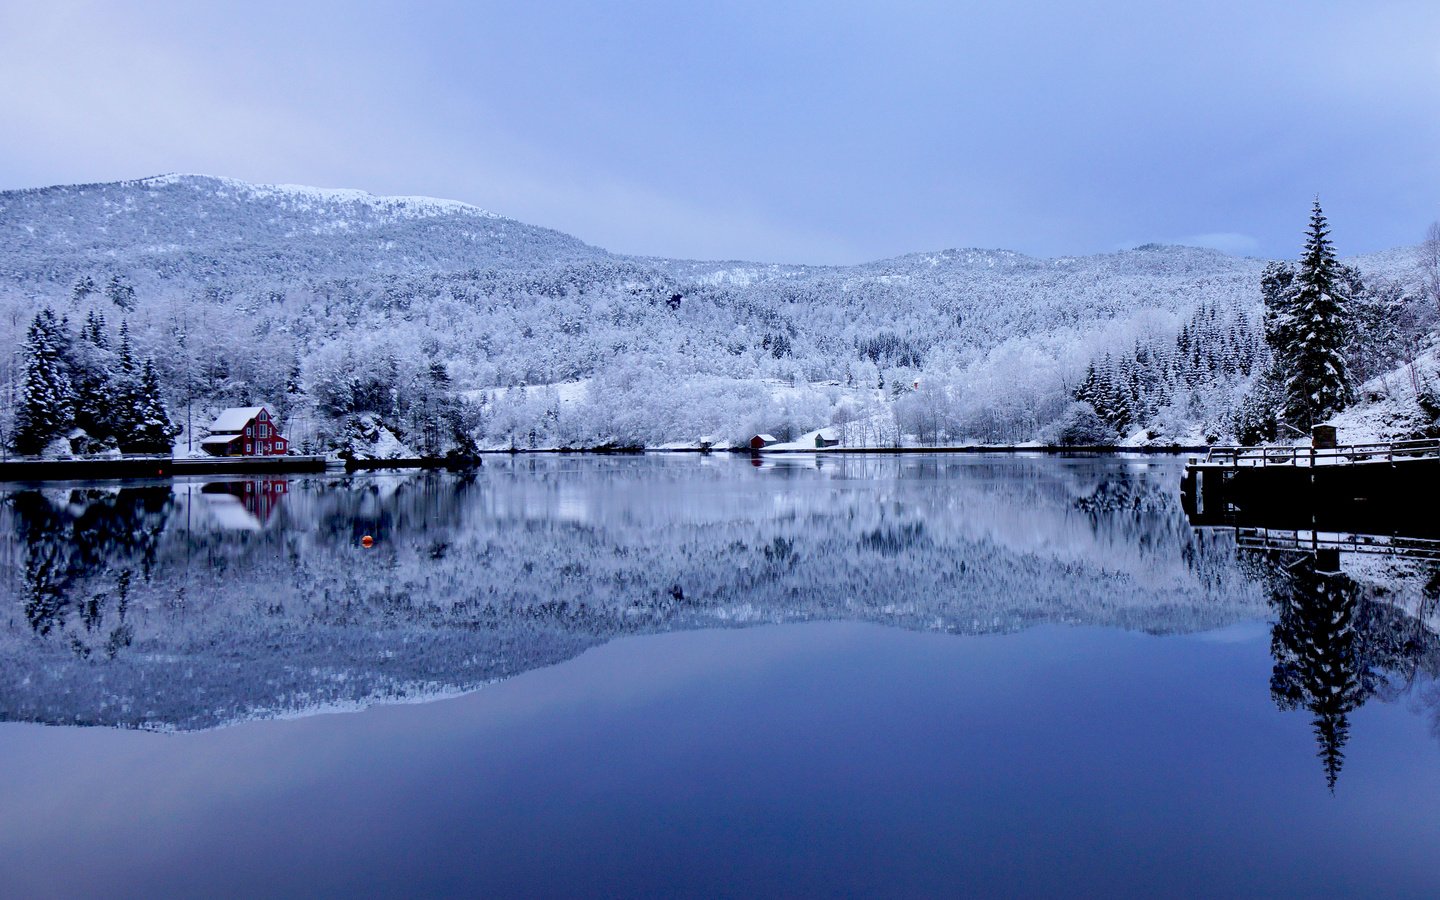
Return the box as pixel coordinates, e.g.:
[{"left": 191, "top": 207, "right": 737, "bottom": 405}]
[
  {"left": 754, "top": 434, "right": 778, "bottom": 443},
  {"left": 208, "top": 407, "right": 266, "bottom": 433},
  {"left": 202, "top": 494, "right": 263, "bottom": 532},
  {"left": 200, "top": 434, "right": 239, "bottom": 446}
]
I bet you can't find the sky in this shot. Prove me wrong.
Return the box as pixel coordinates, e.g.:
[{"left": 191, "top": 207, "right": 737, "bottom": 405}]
[{"left": 1, "top": 0, "right": 1437, "bottom": 265}]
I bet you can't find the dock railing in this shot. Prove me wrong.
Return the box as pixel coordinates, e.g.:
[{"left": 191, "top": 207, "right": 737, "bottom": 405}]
[
  {"left": 1233, "top": 527, "right": 1440, "bottom": 562},
  {"left": 1202, "top": 438, "right": 1440, "bottom": 468}
]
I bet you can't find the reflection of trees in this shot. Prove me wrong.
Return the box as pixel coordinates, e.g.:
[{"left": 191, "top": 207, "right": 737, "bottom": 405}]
[
  {"left": 9, "top": 488, "right": 166, "bottom": 656},
  {"left": 1268, "top": 560, "right": 1364, "bottom": 791},
  {"left": 0, "top": 462, "right": 1280, "bottom": 730},
  {"left": 1258, "top": 550, "right": 1440, "bottom": 791}
]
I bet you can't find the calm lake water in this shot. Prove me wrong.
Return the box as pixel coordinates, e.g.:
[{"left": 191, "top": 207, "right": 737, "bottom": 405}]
[{"left": 2, "top": 454, "right": 1439, "bottom": 897}]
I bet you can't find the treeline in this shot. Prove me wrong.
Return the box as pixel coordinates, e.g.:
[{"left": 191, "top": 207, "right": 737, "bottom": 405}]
[
  {"left": 10, "top": 309, "right": 176, "bottom": 455},
  {"left": 1068, "top": 202, "right": 1438, "bottom": 444},
  {"left": 1071, "top": 300, "right": 1264, "bottom": 441}
]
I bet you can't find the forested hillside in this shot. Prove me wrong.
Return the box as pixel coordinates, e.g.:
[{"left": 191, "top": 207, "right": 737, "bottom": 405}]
[{"left": 0, "top": 175, "right": 1432, "bottom": 453}]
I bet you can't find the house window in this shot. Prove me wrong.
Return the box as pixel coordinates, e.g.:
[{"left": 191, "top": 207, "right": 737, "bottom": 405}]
[
  {"left": 245, "top": 442, "right": 253, "bottom": 454},
  {"left": 246, "top": 426, "right": 253, "bottom": 437}
]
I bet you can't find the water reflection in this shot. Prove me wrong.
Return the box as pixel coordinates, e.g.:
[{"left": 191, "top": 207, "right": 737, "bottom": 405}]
[
  {"left": 2, "top": 455, "right": 1438, "bottom": 779},
  {"left": 1190, "top": 517, "right": 1440, "bottom": 789},
  {"left": 199, "top": 478, "right": 289, "bottom": 530}
]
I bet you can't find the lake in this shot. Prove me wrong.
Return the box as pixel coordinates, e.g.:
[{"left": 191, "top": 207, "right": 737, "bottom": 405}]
[{"left": 2, "top": 454, "right": 1438, "bottom": 897}]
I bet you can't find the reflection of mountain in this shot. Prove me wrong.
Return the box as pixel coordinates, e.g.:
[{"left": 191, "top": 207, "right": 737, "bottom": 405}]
[{"left": 2, "top": 457, "right": 1266, "bottom": 731}]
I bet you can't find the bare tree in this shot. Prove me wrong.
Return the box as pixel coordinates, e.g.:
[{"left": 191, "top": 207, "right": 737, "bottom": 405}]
[{"left": 1421, "top": 221, "right": 1440, "bottom": 314}]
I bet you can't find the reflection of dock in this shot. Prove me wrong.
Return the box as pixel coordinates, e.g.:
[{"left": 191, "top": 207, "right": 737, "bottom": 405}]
[{"left": 1231, "top": 528, "right": 1440, "bottom": 563}]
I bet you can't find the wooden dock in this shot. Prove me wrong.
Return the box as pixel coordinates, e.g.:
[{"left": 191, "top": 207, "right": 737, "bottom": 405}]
[
  {"left": 1181, "top": 438, "right": 1440, "bottom": 532},
  {"left": 0, "top": 454, "right": 331, "bottom": 483}
]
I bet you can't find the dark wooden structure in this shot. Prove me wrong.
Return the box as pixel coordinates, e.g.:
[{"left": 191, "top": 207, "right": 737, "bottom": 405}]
[
  {"left": 0, "top": 454, "right": 327, "bottom": 483},
  {"left": 1181, "top": 438, "right": 1440, "bottom": 534}
]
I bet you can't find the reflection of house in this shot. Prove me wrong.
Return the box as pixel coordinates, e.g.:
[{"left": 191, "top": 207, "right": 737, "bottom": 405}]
[
  {"left": 201, "top": 407, "right": 289, "bottom": 457},
  {"left": 815, "top": 429, "right": 841, "bottom": 449},
  {"left": 200, "top": 479, "right": 288, "bottom": 529},
  {"left": 750, "top": 434, "right": 779, "bottom": 450}
]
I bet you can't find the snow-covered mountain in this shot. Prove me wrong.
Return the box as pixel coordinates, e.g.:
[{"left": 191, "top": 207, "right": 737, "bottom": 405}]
[
  {"left": 0, "top": 174, "right": 603, "bottom": 283},
  {"left": 0, "top": 175, "right": 1429, "bottom": 449}
]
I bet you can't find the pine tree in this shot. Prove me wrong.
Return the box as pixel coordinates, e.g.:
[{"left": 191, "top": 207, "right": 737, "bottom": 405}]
[
  {"left": 1276, "top": 200, "right": 1357, "bottom": 430},
  {"left": 105, "top": 275, "right": 136, "bottom": 312},
  {"left": 12, "top": 310, "right": 77, "bottom": 454},
  {"left": 72, "top": 275, "right": 96, "bottom": 304},
  {"left": 1073, "top": 362, "right": 1101, "bottom": 408},
  {"left": 106, "top": 321, "right": 142, "bottom": 443},
  {"left": 83, "top": 310, "right": 109, "bottom": 348},
  {"left": 70, "top": 314, "right": 119, "bottom": 444},
  {"left": 129, "top": 357, "right": 177, "bottom": 453}
]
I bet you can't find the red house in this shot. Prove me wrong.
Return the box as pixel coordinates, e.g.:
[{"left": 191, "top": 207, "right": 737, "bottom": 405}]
[{"left": 201, "top": 406, "right": 290, "bottom": 457}]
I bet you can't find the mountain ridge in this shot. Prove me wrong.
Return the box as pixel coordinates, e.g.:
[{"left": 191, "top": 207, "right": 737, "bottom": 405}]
[{"left": 0, "top": 174, "right": 1429, "bottom": 449}]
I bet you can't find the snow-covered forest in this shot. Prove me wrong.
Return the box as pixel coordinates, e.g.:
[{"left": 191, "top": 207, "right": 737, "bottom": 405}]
[{"left": 1, "top": 175, "right": 1436, "bottom": 453}]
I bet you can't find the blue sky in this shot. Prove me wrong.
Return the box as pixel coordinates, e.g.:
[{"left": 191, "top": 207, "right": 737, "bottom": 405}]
[{"left": 1, "top": 0, "right": 1437, "bottom": 264}]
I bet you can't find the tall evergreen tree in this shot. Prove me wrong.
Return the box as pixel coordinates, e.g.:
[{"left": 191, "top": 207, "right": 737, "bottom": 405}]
[
  {"left": 83, "top": 310, "right": 109, "bottom": 348},
  {"left": 1278, "top": 200, "right": 1357, "bottom": 430},
  {"left": 12, "top": 309, "right": 76, "bottom": 454},
  {"left": 105, "top": 274, "right": 136, "bottom": 312},
  {"left": 69, "top": 313, "right": 119, "bottom": 443},
  {"left": 107, "top": 320, "right": 142, "bottom": 442},
  {"left": 71, "top": 275, "right": 97, "bottom": 304},
  {"left": 129, "top": 357, "right": 177, "bottom": 453}
]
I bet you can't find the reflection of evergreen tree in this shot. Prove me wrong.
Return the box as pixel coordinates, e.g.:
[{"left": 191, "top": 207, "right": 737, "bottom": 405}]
[
  {"left": 1269, "top": 559, "right": 1365, "bottom": 792},
  {"left": 23, "top": 538, "right": 67, "bottom": 636},
  {"left": 11, "top": 487, "right": 171, "bottom": 654}
]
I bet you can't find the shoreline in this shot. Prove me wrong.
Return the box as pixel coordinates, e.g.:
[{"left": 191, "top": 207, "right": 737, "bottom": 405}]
[
  {"left": 473, "top": 444, "right": 1206, "bottom": 456},
  {"left": 0, "top": 445, "right": 1204, "bottom": 484}
]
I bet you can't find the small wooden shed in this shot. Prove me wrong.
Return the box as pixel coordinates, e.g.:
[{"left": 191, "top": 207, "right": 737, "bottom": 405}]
[
  {"left": 750, "top": 434, "right": 779, "bottom": 450},
  {"left": 815, "top": 429, "right": 841, "bottom": 449}
]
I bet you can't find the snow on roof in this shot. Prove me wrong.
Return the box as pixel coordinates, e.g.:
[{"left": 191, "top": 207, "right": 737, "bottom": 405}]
[
  {"left": 209, "top": 407, "right": 265, "bottom": 433},
  {"left": 201, "top": 494, "right": 263, "bottom": 532},
  {"left": 200, "top": 434, "right": 239, "bottom": 446},
  {"left": 754, "top": 434, "right": 779, "bottom": 443}
]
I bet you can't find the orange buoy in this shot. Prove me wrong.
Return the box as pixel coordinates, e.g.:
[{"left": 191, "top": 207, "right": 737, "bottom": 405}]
[{"left": 361, "top": 535, "right": 374, "bottom": 548}]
